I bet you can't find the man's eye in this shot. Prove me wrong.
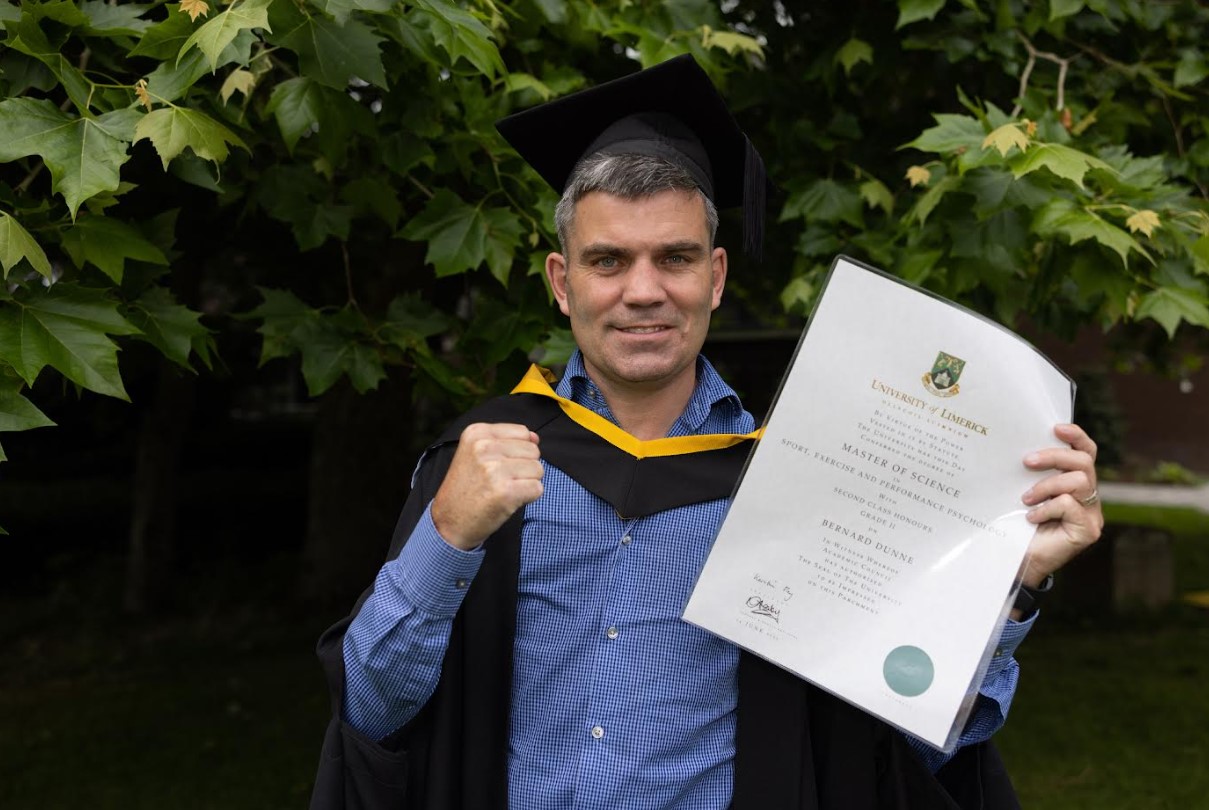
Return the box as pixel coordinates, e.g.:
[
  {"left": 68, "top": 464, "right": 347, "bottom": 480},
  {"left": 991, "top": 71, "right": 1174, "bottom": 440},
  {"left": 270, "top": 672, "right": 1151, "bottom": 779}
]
[
  {"left": 597, "top": 256, "right": 618, "bottom": 268},
  {"left": 666, "top": 255, "right": 687, "bottom": 264}
]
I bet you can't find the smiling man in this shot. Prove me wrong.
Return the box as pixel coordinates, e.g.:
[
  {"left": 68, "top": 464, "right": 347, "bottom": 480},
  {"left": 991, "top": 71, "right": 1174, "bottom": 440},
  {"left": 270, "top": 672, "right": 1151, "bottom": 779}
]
[{"left": 310, "top": 55, "right": 1104, "bottom": 810}]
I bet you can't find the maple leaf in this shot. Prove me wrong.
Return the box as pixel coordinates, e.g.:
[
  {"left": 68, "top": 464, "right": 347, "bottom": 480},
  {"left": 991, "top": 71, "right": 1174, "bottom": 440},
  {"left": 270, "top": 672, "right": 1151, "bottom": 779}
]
[
  {"left": 220, "top": 69, "right": 256, "bottom": 104},
  {"left": 180, "top": 0, "right": 210, "bottom": 22},
  {"left": 0, "top": 212, "right": 53, "bottom": 280},
  {"left": 134, "top": 78, "right": 153, "bottom": 111},
  {"left": 1125, "top": 209, "right": 1161, "bottom": 238},
  {"left": 905, "top": 165, "right": 931, "bottom": 188},
  {"left": 982, "top": 123, "right": 1030, "bottom": 157}
]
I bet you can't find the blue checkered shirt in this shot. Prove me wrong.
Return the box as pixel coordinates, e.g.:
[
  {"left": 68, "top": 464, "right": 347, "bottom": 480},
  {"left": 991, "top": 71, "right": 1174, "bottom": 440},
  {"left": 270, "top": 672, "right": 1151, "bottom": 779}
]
[{"left": 343, "top": 351, "right": 1033, "bottom": 809}]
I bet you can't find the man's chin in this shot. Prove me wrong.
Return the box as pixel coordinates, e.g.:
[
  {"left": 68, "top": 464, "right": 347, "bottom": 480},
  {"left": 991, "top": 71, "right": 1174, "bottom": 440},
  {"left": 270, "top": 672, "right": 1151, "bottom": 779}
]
[{"left": 607, "top": 361, "right": 693, "bottom": 388}]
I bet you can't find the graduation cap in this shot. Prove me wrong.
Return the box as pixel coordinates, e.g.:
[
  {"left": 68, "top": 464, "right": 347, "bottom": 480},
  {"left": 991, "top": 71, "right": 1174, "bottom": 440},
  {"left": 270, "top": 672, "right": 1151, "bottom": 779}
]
[{"left": 496, "top": 54, "right": 767, "bottom": 260}]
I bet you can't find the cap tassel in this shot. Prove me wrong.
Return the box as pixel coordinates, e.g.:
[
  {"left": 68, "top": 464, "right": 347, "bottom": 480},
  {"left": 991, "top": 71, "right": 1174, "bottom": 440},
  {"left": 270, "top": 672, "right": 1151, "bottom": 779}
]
[{"left": 743, "top": 135, "right": 766, "bottom": 263}]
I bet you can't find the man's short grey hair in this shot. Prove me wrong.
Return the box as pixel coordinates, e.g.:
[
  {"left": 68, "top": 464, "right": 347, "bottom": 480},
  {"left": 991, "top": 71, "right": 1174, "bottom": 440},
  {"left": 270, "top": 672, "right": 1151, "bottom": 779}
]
[{"left": 553, "top": 153, "right": 720, "bottom": 255}]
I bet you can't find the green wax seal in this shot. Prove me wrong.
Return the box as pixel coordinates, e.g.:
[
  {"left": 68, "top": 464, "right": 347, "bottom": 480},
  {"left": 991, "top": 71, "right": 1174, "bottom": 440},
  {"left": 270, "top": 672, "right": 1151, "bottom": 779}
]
[{"left": 883, "top": 645, "right": 934, "bottom": 697}]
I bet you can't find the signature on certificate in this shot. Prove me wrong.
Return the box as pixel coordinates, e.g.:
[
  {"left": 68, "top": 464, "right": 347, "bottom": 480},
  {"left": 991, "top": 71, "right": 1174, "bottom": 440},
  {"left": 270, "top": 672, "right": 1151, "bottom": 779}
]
[{"left": 745, "top": 595, "right": 781, "bottom": 623}]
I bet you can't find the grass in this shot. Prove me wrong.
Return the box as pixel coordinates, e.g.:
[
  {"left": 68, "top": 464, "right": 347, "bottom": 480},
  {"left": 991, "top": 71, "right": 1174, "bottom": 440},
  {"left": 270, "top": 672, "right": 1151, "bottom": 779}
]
[
  {"left": 2, "top": 504, "right": 1206, "bottom": 809},
  {"left": 0, "top": 555, "right": 332, "bottom": 810},
  {"left": 998, "top": 621, "right": 1209, "bottom": 809},
  {"left": 996, "top": 501, "right": 1209, "bottom": 808}
]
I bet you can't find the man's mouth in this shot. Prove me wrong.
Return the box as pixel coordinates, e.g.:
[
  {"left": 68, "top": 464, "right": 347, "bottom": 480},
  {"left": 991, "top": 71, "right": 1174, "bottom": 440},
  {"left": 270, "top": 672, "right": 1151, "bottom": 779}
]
[{"left": 617, "top": 325, "right": 669, "bottom": 334}]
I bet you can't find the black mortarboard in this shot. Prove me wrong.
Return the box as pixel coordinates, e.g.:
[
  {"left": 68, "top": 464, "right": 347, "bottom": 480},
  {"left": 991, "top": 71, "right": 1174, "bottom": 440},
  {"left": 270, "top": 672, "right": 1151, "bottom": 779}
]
[{"left": 496, "top": 54, "right": 767, "bottom": 260}]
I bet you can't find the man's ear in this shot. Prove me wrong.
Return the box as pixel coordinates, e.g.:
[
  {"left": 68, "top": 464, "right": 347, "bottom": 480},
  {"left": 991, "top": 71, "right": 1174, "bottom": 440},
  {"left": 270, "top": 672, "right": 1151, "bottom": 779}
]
[
  {"left": 710, "top": 246, "right": 727, "bottom": 311},
  {"left": 546, "top": 252, "right": 571, "bottom": 317}
]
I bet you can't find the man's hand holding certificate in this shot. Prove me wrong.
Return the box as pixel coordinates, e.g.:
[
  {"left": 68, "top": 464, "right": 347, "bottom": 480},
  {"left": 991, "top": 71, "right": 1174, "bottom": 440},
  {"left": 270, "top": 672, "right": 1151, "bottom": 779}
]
[{"left": 683, "top": 256, "right": 1102, "bottom": 751}]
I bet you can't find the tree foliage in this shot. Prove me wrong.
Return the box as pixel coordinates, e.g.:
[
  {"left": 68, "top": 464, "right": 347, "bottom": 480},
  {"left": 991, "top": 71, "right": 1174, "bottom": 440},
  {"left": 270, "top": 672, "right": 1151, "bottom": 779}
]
[{"left": 1, "top": 0, "right": 1208, "bottom": 533}]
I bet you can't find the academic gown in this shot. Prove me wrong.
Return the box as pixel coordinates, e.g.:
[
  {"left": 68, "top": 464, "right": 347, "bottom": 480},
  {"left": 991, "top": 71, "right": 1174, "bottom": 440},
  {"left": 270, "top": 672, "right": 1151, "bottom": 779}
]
[{"left": 309, "top": 387, "right": 1020, "bottom": 810}]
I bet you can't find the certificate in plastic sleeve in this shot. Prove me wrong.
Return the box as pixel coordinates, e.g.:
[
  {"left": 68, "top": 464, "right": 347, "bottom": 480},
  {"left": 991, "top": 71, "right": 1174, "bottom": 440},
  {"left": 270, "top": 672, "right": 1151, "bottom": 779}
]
[{"left": 683, "top": 255, "right": 1074, "bottom": 751}]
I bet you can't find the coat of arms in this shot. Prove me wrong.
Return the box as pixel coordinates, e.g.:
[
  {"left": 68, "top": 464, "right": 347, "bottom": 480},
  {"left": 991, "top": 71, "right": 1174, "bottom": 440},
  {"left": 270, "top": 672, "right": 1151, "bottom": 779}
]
[{"left": 922, "top": 351, "right": 965, "bottom": 397}]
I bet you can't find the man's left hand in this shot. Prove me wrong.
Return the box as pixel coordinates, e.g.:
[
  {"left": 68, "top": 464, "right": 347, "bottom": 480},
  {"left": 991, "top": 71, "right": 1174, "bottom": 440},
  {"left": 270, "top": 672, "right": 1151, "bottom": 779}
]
[{"left": 1018, "top": 422, "right": 1105, "bottom": 589}]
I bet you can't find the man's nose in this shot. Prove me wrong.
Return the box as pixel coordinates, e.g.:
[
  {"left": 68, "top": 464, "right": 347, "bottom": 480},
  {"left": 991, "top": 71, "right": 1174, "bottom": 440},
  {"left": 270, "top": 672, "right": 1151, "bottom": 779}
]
[{"left": 621, "top": 258, "right": 665, "bottom": 305}]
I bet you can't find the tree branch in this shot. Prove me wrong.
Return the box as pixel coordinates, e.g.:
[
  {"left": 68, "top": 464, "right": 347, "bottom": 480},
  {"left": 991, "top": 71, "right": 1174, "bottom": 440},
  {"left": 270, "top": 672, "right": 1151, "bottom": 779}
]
[
  {"left": 1012, "top": 32, "right": 1079, "bottom": 117},
  {"left": 342, "top": 241, "right": 360, "bottom": 311}
]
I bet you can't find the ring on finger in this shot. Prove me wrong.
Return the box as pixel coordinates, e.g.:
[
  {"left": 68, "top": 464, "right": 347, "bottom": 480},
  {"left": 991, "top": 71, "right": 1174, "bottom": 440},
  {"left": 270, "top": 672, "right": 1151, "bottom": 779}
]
[{"left": 1079, "top": 488, "right": 1100, "bottom": 507}]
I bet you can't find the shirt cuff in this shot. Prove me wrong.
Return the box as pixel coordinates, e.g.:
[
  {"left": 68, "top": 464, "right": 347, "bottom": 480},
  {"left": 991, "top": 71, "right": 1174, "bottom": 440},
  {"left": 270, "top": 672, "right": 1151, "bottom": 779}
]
[
  {"left": 388, "top": 503, "right": 485, "bottom": 617},
  {"left": 984, "top": 611, "right": 1036, "bottom": 679}
]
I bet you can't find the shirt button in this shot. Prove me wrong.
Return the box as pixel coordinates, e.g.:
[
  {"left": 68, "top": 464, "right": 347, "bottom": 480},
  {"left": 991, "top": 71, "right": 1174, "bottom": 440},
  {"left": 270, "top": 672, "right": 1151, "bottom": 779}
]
[
  {"left": 621, "top": 534, "right": 632, "bottom": 545},
  {"left": 591, "top": 725, "right": 604, "bottom": 739},
  {"left": 455, "top": 578, "right": 468, "bottom": 589},
  {"left": 606, "top": 626, "right": 619, "bottom": 640}
]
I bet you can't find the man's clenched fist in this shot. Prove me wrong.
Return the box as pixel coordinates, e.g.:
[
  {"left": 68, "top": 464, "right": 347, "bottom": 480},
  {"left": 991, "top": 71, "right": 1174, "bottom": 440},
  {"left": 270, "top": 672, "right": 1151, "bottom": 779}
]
[{"left": 430, "top": 422, "right": 544, "bottom": 550}]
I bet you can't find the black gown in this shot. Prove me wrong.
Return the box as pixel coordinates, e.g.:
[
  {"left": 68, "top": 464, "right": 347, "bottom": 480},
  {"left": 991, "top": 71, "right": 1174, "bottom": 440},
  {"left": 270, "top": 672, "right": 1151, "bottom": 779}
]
[{"left": 309, "top": 389, "right": 1020, "bottom": 810}]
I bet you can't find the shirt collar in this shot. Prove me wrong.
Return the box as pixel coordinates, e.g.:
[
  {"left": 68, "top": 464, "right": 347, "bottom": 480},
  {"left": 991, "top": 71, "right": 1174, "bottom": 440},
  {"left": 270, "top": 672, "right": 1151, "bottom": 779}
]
[{"left": 554, "top": 350, "right": 744, "bottom": 435}]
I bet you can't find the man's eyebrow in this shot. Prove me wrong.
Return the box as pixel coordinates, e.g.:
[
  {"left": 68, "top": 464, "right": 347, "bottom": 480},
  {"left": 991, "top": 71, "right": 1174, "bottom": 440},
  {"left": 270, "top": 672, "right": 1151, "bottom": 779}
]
[
  {"left": 578, "top": 243, "right": 631, "bottom": 258},
  {"left": 659, "top": 240, "right": 706, "bottom": 254}
]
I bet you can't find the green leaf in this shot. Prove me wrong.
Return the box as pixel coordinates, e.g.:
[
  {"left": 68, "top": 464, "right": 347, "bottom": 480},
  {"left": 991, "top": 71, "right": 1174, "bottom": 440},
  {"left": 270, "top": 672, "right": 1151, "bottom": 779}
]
[
  {"left": 908, "top": 174, "right": 961, "bottom": 225},
  {"left": 265, "top": 77, "right": 324, "bottom": 153},
  {"left": 381, "top": 132, "right": 436, "bottom": 176},
  {"left": 79, "top": 0, "right": 153, "bottom": 36},
  {"left": 0, "top": 100, "right": 136, "bottom": 218},
  {"left": 180, "top": 0, "right": 273, "bottom": 72},
  {"left": 398, "top": 189, "right": 492, "bottom": 277},
  {"left": 897, "top": 249, "right": 945, "bottom": 285},
  {"left": 299, "top": 325, "right": 385, "bottom": 396},
  {"left": 1049, "top": 0, "right": 1083, "bottom": 20},
  {"left": 253, "top": 165, "right": 351, "bottom": 251},
  {"left": 144, "top": 48, "right": 211, "bottom": 104},
  {"left": 0, "top": 377, "right": 55, "bottom": 432},
  {"left": 1192, "top": 234, "right": 1209, "bottom": 275},
  {"left": 896, "top": 0, "right": 947, "bottom": 29},
  {"left": 124, "top": 286, "right": 209, "bottom": 370},
  {"left": 129, "top": 4, "right": 196, "bottom": 59},
  {"left": 1009, "top": 143, "right": 1113, "bottom": 188},
  {"left": 379, "top": 294, "right": 451, "bottom": 350},
  {"left": 481, "top": 207, "right": 525, "bottom": 286},
  {"left": 504, "top": 72, "right": 554, "bottom": 101},
  {"left": 170, "top": 151, "right": 224, "bottom": 192},
  {"left": 4, "top": 15, "right": 93, "bottom": 111},
  {"left": 271, "top": 5, "right": 387, "bottom": 89},
  {"left": 1135, "top": 287, "right": 1209, "bottom": 338},
  {"left": 264, "top": 76, "right": 372, "bottom": 163},
  {"left": 409, "top": 0, "right": 504, "bottom": 77},
  {"left": 780, "top": 275, "right": 815, "bottom": 315},
  {"left": 0, "top": 1, "right": 19, "bottom": 28},
  {"left": 0, "top": 284, "right": 140, "bottom": 400},
  {"left": 61, "top": 216, "right": 168, "bottom": 283},
  {"left": 780, "top": 180, "right": 864, "bottom": 228},
  {"left": 902, "top": 114, "right": 985, "bottom": 154},
  {"left": 1032, "top": 199, "right": 1149, "bottom": 268},
  {"left": 1173, "top": 50, "right": 1209, "bottom": 89},
  {"left": 245, "top": 287, "right": 316, "bottom": 365},
  {"left": 340, "top": 177, "right": 401, "bottom": 230},
  {"left": 529, "top": 0, "right": 567, "bottom": 24},
  {"left": 835, "top": 38, "right": 874, "bottom": 75},
  {"left": 134, "top": 107, "right": 247, "bottom": 169},
  {"left": 532, "top": 327, "right": 575, "bottom": 366},
  {"left": 0, "top": 212, "right": 52, "bottom": 280},
  {"left": 858, "top": 178, "right": 894, "bottom": 216},
  {"left": 310, "top": 0, "right": 394, "bottom": 25}
]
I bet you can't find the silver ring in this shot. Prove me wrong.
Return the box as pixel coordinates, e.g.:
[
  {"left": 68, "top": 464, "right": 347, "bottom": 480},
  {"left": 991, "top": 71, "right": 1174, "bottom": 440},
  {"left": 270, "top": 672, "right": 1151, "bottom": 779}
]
[{"left": 1079, "top": 488, "right": 1100, "bottom": 507}]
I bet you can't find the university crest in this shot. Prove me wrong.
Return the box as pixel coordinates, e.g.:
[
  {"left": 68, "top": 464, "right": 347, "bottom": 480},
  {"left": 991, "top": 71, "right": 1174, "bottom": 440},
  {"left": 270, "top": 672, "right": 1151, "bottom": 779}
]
[{"left": 922, "top": 351, "right": 965, "bottom": 398}]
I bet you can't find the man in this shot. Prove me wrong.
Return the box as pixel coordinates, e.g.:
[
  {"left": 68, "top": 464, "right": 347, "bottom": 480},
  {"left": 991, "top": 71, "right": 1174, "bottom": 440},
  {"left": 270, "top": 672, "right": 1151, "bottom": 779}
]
[{"left": 310, "top": 56, "right": 1103, "bottom": 810}]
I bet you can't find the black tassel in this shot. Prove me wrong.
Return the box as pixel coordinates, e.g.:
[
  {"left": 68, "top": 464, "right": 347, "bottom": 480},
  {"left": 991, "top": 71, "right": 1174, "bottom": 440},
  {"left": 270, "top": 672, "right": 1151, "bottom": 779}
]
[{"left": 743, "top": 135, "right": 766, "bottom": 263}]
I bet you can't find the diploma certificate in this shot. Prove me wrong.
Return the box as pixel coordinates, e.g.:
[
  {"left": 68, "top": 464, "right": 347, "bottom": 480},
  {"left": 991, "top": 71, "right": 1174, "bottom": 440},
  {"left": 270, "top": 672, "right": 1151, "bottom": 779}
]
[{"left": 683, "top": 256, "right": 1074, "bottom": 750}]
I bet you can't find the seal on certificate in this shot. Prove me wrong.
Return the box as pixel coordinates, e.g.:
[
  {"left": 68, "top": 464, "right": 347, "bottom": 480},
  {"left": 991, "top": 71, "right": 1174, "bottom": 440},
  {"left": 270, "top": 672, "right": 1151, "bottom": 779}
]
[{"left": 922, "top": 351, "right": 966, "bottom": 398}]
